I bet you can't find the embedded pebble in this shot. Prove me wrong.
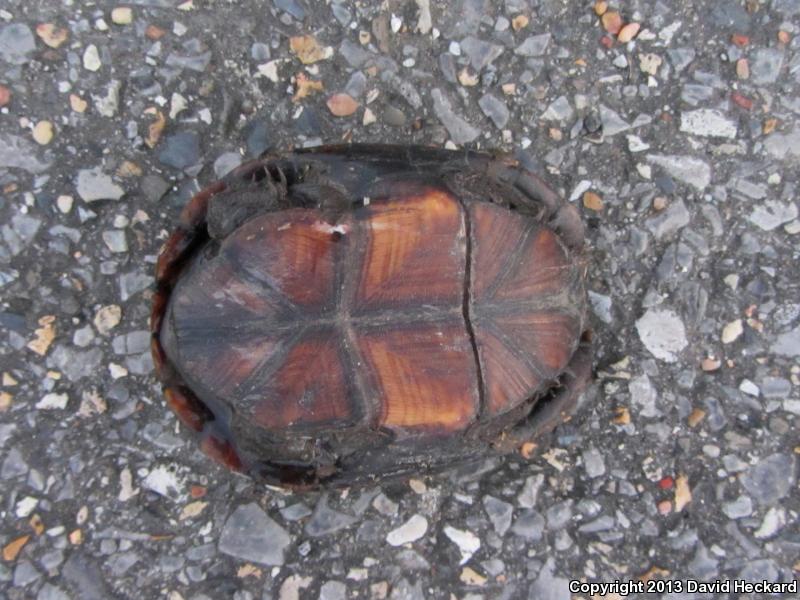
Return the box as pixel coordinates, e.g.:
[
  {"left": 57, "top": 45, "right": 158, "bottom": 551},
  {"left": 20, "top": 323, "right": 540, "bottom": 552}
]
[
  {"left": 638, "top": 53, "right": 662, "bottom": 75},
  {"left": 739, "top": 379, "right": 759, "bottom": 396},
  {"left": 681, "top": 84, "right": 714, "bottom": 106},
  {"left": 372, "top": 493, "right": 399, "bottom": 516},
  {"left": 83, "top": 45, "right": 102, "bottom": 71},
  {"left": 102, "top": 230, "right": 128, "bottom": 253},
  {"left": 515, "top": 33, "right": 551, "bottom": 57},
  {"left": 94, "top": 305, "right": 121, "bottom": 335},
  {"left": 688, "top": 544, "right": 719, "bottom": 580},
  {"left": 582, "top": 447, "right": 606, "bottom": 478},
  {"left": 760, "top": 377, "right": 790, "bottom": 398},
  {"left": 529, "top": 558, "right": 570, "bottom": 600},
  {"left": 747, "top": 201, "right": 798, "bottom": 231},
  {"left": 0, "top": 133, "right": 52, "bottom": 174},
  {"left": 112, "top": 331, "right": 152, "bottom": 355},
  {"left": 578, "top": 514, "right": 615, "bottom": 533},
  {"left": 722, "top": 496, "right": 752, "bottom": 519},
  {"left": 165, "top": 49, "right": 212, "bottom": 72},
  {"left": 735, "top": 179, "right": 767, "bottom": 200},
  {"left": 56, "top": 196, "right": 73, "bottom": 214},
  {"left": 772, "top": 325, "right": 800, "bottom": 357},
  {"left": 278, "top": 574, "right": 313, "bottom": 600},
  {"left": 382, "top": 105, "right": 406, "bottom": 127},
  {"left": 721, "top": 319, "right": 743, "bottom": 343},
  {"left": 327, "top": 93, "right": 359, "bottom": 117},
  {"left": 680, "top": 109, "right": 738, "bottom": 139},
  {"left": 612, "top": 54, "right": 628, "bottom": 69},
  {"left": 305, "top": 496, "right": 357, "bottom": 537},
  {"left": 331, "top": 3, "right": 351, "bottom": 27},
  {"left": 219, "top": 503, "right": 290, "bottom": 566},
  {"left": 158, "top": 132, "right": 201, "bottom": 170},
  {"left": 541, "top": 96, "right": 573, "bottom": 122},
  {"left": 93, "top": 80, "right": 122, "bottom": 118},
  {"left": 431, "top": 88, "right": 480, "bottom": 144},
  {"left": 319, "top": 581, "right": 347, "bottom": 600},
  {"left": 740, "top": 454, "right": 795, "bottom": 505},
  {"left": 75, "top": 167, "right": 125, "bottom": 202},
  {"left": 749, "top": 48, "right": 784, "bottom": 85},
  {"left": 344, "top": 71, "right": 367, "bottom": 98},
  {"left": 754, "top": 507, "right": 786, "bottom": 539},
  {"left": 460, "top": 36, "right": 504, "bottom": 70},
  {"left": 242, "top": 122, "right": 269, "bottom": 158},
  {"left": 635, "top": 309, "right": 688, "bottom": 363},
  {"left": 339, "top": 39, "right": 371, "bottom": 68},
  {"left": 0, "top": 23, "right": 36, "bottom": 65},
  {"left": 617, "top": 22, "right": 640, "bottom": 43},
  {"left": 36, "top": 393, "right": 68, "bottom": 410},
  {"left": 386, "top": 514, "right": 427, "bottom": 546},
  {"left": 275, "top": 0, "right": 305, "bottom": 20},
  {"left": 443, "top": 526, "right": 480, "bottom": 564},
  {"left": 646, "top": 154, "right": 711, "bottom": 190},
  {"left": 545, "top": 501, "right": 573, "bottom": 531},
  {"left": 626, "top": 135, "right": 649, "bottom": 152},
  {"left": 32, "top": 121, "right": 54, "bottom": 145},
  {"left": 764, "top": 127, "right": 800, "bottom": 162},
  {"left": 482, "top": 496, "right": 513, "bottom": 536},
  {"left": 511, "top": 510, "right": 545, "bottom": 540},
  {"left": 213, "top": 152, "right": 242, "bottom": 178},
  {"left": 111, "top": 7, "right": 133, "bottom": 25},
  {"left": 588, "top": 291, "right": 612, "bottom": 324},
  {"left": 645, "top": 199, "right": 690, "bottom": 239},
  {"left": 598, "top": 105, "right": 630, "bottom": 137},
  {"left": 251, "top": 42, "right": 271, "bottom": 62},
  {"left": 668, "top": 47, "right": 695, "bottom": 72},
  {"left": 517, "top": 474, "right": 544, "bottom": 509},
  {"left": 478, "top": 94, "right": 509, "bottom": 129},
  {"left": 279, "top": 503, "right": 311, "bottom": 521}
]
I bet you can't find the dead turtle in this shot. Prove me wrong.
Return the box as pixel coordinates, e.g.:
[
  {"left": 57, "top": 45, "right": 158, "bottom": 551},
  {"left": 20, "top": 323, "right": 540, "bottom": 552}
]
[{"left": 151, "top": 144, "right": 591, "bottom": 489}]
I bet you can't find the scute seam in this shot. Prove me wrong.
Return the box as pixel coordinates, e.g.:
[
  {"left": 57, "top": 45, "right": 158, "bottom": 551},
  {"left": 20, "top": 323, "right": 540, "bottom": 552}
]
[{"left": 456, "top": 198, "right": 486, "bottom": 422}]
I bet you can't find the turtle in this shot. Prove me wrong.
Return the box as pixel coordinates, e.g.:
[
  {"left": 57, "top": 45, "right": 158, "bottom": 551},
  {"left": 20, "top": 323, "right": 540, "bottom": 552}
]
[{"left": 150, "top": 144, "right": 592, "bottom": 489}]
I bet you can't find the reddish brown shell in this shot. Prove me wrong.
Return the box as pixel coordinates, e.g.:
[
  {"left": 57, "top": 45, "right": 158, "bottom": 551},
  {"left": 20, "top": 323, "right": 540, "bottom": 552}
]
[{"left": 151, "top": 145, "right": 590, "bottom": 488}]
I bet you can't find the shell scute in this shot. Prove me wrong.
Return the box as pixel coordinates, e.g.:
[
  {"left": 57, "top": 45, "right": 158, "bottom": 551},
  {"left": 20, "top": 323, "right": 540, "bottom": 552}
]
[
  {"left": 468, "top": 201, "right": 582, "bottom": 417},
  {"left": 226, "top": 208, "right": 342, "bottom": 311},
  {"left": 354, "top": 190, "right": 465, "bottom": 313},
  {"left": 252, "top": 328, "right": 358, "bottom": 431},
  {"left": 357, "top": 320, "right": 479, "bottom": 433}
]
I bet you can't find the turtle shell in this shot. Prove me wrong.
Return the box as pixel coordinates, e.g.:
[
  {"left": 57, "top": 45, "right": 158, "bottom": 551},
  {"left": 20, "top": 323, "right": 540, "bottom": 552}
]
[{"left": 151, "top": 145, "right": 590, "bottom": 488}]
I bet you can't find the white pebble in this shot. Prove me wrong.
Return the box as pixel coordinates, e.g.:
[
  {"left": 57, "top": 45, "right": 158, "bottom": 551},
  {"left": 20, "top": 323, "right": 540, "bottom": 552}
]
[
  {"left": 386, "top": 515, "right": 428, "bottom": 546},
  {"left": 443, "top": 525, "right": 480, "bottom": 564},
  {"left": 739, "top": 379, "right": 760, "bottom": 397},
  {"left": 16, "top": 496, "right": 38, "bottom": 518},
  {"left": 83, "top": 44, "right": 101, "bottom": 71},
  {"left": 111, "top": 7, "right": 133, "bottom": 25},
  {"left": 390, "top": 14, "right": 402, "bottom": 33},
  {"left": 57, "top": 195, "right": 73, "bottom": 214},
  {"left": 635, "top": 308, "right": 688, "bottom": 363},
  {"left": 170, "top": 92, "right": 188, "bottom": 119},
  {"left": 109, "top": 363, "right": 128, "bottom": 379},
  {"left": 721, "top": 319, "right": 743, "bottom": 344},
  {"left": 36, "top": 392, "right": 69, "bottom": 410}
]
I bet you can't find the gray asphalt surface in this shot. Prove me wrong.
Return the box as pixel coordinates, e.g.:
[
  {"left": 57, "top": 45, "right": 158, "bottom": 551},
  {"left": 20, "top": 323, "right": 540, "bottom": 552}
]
[{"left": 1, "top": 0, "right": 799, "bottom": 598}]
